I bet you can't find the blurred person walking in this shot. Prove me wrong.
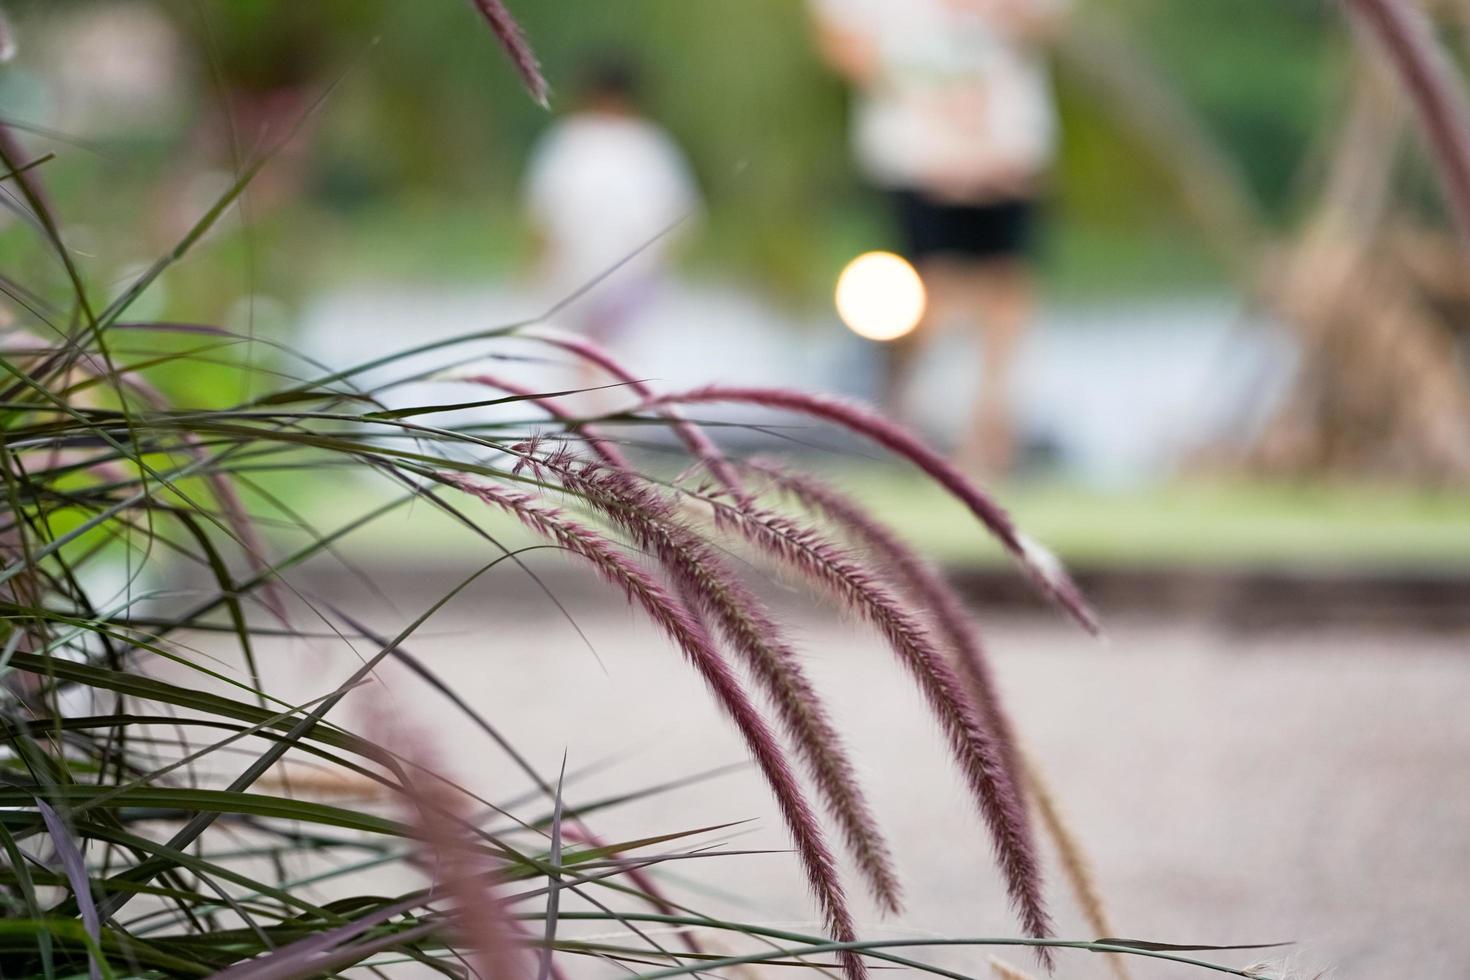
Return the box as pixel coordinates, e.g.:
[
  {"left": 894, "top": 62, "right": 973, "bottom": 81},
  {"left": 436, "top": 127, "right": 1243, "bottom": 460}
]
[
  {"left": 812, "top": 0, "right": 1066, "bottom": 475},
  {"left": 523, "top": 53, "right": 701, "bottom": 353}
]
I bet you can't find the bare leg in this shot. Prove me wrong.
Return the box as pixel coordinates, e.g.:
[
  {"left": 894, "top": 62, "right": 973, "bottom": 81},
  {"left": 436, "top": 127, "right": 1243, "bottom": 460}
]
[
  {"left": 881, "top": 319, "right": 926, "bottom": 420},
  {"left": 883, "top": 257, "right": 968, "bottom": 419},
  {"left": 957, "top": 258, "right": 1034, "bottom": 476}
]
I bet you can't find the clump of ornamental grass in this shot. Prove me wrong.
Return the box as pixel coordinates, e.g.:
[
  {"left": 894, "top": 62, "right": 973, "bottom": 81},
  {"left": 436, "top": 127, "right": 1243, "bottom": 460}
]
[
  {"left": 0, "top": 3, "right": 1304, "bottom": 978},
  {"left": 436, "top": 474, "right": 869, "bottom": 980}
]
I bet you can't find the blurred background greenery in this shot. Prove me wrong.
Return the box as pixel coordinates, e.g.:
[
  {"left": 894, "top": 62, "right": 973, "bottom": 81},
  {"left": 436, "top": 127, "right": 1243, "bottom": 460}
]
[
  {"left": 3, "top": 0, "right": 1468, "bottom": 570},
  {"left": 0, "top": 0, "right": 1350, "bottom": 303}
]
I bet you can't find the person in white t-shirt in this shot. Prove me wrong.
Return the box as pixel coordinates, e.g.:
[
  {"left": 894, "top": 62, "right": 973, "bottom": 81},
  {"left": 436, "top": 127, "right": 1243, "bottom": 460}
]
[
  {"left": 523, "top": 54, "right": 700, "bottom": 350},
  {"left": 812, "top": 0, "right": 1066, "bottom": 475}
]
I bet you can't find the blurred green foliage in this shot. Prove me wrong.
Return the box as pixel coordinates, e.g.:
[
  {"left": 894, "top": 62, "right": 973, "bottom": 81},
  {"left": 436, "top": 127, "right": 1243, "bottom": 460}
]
[
  {"left": 0, "top": 0, "right": 1351, "bottom": 310},
  {"left": 1102, "top": 0, "right": 1343, "bottom": 213}
]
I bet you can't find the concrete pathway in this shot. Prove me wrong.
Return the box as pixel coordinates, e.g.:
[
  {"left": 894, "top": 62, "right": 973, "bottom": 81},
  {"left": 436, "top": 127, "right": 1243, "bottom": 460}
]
[{"left": 226, "top": 573, "right": 1470, "bottom": 980}]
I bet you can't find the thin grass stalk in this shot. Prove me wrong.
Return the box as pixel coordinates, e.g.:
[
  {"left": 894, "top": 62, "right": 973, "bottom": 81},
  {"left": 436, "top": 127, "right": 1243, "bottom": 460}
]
[
  {"left": 118, "top": 375, "right": 289, "bottom": 626},
  {"left": 561, "top": 464, "right": 902, "bottom": 913},
  {"left": 643, "top": 386, "right": 1098, "bottom": 634},
  {"left": 208, "top": 895, "right": 433, "bottom": 980},
  {"left": 459, "top": 373, "right": 630, "bottom": 468},
  {"left": 1020, "top": 749, "right": 1133, "bottom": 980},
  {"left": 987, "top": 956, "right": 1040, "bottom": 980},
  {"left": 439, "top": 475, "right": 868, "bottom": 980},
  {"left": 518, "top": 911, "right": 1273, "bottom": 977},
  {"left": 35, "top": 800, "right": 102, "bottom": 980},
  {"left": 1343, "top": 0, "right": 1470, "bottom": 241},
  {"left": 0, "top": 122, "right": 52, "bottom": 231},
  {"left": 558, "top": 824, "right": 705, "bottom": 955},
  {"left": 528, "top": 332, "right": 747, "bottom": 500},
  {"left": 709, "top": 500, "right": 1052, "bottom": 963}
]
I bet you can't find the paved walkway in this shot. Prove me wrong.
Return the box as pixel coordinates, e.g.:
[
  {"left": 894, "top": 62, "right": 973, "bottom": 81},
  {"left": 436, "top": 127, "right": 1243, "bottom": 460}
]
[{"left": 234, "top": 576, "right": 1470, "bottom": 979}]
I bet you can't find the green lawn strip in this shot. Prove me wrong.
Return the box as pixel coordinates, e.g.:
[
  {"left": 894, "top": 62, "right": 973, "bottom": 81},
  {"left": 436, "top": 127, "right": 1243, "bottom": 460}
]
[{"left": 284, "top": 468, "right": 1470, "bottom": 571}]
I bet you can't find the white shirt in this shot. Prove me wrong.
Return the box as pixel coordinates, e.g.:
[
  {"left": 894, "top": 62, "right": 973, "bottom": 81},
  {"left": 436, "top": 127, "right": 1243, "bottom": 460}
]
[
  {"left": 816, "top": 0, "right": 1063, "bottom": 191},
  {"left": 524, "top": 112, "right": 700, "bottom": 296}
]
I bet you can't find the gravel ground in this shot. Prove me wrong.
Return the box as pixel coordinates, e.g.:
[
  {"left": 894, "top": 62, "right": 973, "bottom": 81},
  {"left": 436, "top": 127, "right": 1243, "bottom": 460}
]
[{"left": 213, "top": 570, "right": 1470, "bottom": 980}]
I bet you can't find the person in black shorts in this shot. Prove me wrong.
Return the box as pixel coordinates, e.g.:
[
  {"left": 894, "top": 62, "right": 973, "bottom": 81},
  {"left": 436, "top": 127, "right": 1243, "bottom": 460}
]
[
  {"left": 812, "top": 0, "right": 1067, "bottom": 475},
  {"left": 884, "top": 189, "right": 1042, "bottom": 473}
]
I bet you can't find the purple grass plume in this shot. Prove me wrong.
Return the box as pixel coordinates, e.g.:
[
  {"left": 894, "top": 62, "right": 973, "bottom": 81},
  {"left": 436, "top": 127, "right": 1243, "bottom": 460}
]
[
  {"left": 712, "top": 498, "right": 1054, "bottom": 964},
  {"left": 217, "top": 715, "right": 530, "bottom": 980},
  {"left": 391, "top": 726, "right": 528, "bottom": 980},
  {"left": 456, "top": 378, "right": 897, "bottom": 908},
  {"left": 748, "top": 457, "right": 1027, "bottom": 802},
  {"left": 441, "top": 474, "right": 870, "bottom": 980},
  {"left": 749, "top": 459, "right": 1131, "bottom": 972},
  {"left": 562, "top": 464, "right": 903, "bottom": 913},
  {"left": 467, "top": 0, "right": 550, "bottom": 107},
  {"left": 643, "top": 386, "right": 1099, "bottom": 636}
]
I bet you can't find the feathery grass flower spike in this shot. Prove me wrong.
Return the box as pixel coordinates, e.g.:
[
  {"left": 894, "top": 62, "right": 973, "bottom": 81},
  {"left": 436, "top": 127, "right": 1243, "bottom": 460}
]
[
  {"left": 468, "top": 0, "right": 550, "bottom": 107},
  {"left": 644, "top": 385, "right": 1100, "bottom": 634},
  {"left": 441, "top": 475, "right": 869, "bottom": 980}
]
